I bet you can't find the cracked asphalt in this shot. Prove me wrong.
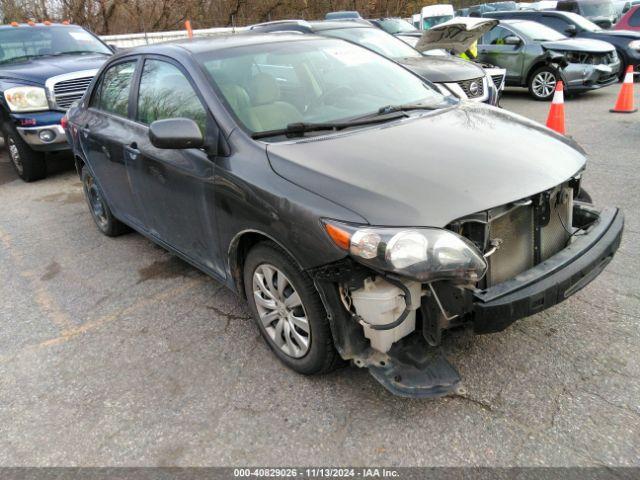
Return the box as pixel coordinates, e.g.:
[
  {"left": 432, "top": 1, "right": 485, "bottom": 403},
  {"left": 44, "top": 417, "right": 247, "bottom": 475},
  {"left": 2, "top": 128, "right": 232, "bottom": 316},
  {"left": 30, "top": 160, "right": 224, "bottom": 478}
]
[{"left": 0, "top": 85, "right": 638, "bottom": 467}]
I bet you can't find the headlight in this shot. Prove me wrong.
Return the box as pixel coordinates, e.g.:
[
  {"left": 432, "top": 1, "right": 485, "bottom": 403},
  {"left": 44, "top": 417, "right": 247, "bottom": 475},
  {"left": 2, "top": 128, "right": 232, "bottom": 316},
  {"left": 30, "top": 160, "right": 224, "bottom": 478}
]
[
  {"left": 629, "top": 40, "right": 640, "bottom": 50},
  {"left": 323, "top": 221, "right": 487, "bottom": 283},
  {"left": 4, "top": 86, "right": 48, "bottom": 112}
]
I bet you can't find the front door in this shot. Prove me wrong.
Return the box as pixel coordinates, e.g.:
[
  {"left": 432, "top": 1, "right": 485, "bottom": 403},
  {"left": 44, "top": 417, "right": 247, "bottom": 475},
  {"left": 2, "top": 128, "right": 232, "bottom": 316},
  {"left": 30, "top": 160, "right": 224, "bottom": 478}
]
[
  {"left": 125, "top": 57, "right": 224, "bottom": 277},
  {"left": 478, "top": 26, "right": 525, "bottom": 84}
]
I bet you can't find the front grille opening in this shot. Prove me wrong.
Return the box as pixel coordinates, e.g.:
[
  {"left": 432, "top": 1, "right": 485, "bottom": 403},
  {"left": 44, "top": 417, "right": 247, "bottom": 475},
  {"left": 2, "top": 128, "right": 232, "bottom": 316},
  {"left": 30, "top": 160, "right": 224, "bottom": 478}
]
[
  {"left": 449, "top": 184, "right": 575, "bottom": 288},
  {"left": 457, "top": 77, "right": 485, "bottom": 99}
]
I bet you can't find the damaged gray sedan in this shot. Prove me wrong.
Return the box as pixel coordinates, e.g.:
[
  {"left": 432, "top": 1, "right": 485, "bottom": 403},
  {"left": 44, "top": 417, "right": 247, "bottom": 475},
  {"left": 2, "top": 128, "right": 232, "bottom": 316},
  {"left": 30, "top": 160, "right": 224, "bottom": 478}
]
[
  {"left": 66, "top": 34, "right": 624, "bottom": 398},
  {"left": 477, "top": 18, "right": 620, "bottom": 99}
]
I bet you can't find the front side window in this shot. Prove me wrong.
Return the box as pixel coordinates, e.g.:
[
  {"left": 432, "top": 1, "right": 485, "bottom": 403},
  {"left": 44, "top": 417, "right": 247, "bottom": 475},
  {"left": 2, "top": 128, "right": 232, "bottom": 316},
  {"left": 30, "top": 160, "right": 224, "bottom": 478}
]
[
  {"left": 481, "top": 26, "right": 516, "bottom": 44},
  {"left": 513, "top": 21, "right": 565, "bottom": 41},
  {"left": 0, "top": 26, "right": 111, "bottom": 65},
  {"left": 136, "top": 59, "right": 207, "bottom": 132},
  {"left": 198, "top": 38, "right": 446, "bottom": 138},
  {"left": 322, "top": 27, "right": 422, "bottom": 59},
  {"left": 630, "top": 7, "right": 640, "bottom": 25},
  {"left": 92, "top": 61, "right": 136, "bottom": 117}
]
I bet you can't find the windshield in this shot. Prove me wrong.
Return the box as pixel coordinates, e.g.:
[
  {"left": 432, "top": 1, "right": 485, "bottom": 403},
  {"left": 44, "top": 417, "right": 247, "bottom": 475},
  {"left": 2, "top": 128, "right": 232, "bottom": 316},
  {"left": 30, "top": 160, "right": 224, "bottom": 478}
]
[
  {"left": 423, "top": 15, "right": 454, "bottom": 29},
  {"left": 562, "top": 11, "right": 603, "bottom": 30},
  {"left": 322, "top": 27, "right": 422, "bottom": 59},
  {"left": 516, "top": 21, "right": 566, "bottom": 40},
  {"left": 376, "top": 18, "right": 418, "bottom": 34},
  {"left": 0, "top": 26, "right": 111, "bottom": 64},
  {"left": 197, "top": 39, "right": 446, "bottom": 138},
  {"left": 580, "top": 0, "right": 615, "bottom": 16}
]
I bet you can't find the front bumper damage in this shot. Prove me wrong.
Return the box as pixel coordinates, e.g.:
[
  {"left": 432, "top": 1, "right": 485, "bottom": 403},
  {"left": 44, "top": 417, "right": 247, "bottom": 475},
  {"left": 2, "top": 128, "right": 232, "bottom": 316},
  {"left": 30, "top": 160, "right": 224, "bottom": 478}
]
[
  {"left": 561, "top": 62, "right": 621, "bottom": 92},
  {"left": 311, "top": 204, "right": 624, "bottom": 398}
]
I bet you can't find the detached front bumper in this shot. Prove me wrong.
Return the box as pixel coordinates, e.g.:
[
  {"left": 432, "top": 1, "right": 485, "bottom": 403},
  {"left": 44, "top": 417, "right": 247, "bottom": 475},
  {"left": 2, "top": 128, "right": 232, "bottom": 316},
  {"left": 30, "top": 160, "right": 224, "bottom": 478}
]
[
  {"left": 562, "top": 61, "right": 621, "bottom": 92},
  {"left": 473, "top": 206, "right": 624, "bottom": 334},
  {"left": 11, "top": 111, "right": 69, "bottom": 152}
]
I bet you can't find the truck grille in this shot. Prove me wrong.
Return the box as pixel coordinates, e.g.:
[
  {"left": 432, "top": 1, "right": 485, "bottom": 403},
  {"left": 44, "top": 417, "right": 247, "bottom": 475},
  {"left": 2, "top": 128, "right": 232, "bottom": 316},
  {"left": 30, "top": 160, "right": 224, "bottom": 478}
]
[
  {"left": 457, "top": 77, "right": 485, "bottom": 99},
  {"left": 486, "top": 187, "right": 573, "bottom": 286},
  {"left": 45, "top": 69, "right": 98, "bottom": 111}
]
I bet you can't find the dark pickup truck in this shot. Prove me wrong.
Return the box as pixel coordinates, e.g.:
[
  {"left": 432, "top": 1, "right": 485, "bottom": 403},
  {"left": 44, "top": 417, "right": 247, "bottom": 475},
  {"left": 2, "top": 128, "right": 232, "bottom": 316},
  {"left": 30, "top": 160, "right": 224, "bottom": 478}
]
[{"left": 0, "top": 22, "right": 112, "bottom": 181}]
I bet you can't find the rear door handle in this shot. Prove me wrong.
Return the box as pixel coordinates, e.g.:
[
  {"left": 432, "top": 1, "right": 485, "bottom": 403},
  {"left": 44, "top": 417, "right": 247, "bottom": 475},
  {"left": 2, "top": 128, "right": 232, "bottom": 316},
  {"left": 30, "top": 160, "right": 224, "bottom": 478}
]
[{"left": 124, "top": 142, "right": 140, "bottom": 160}]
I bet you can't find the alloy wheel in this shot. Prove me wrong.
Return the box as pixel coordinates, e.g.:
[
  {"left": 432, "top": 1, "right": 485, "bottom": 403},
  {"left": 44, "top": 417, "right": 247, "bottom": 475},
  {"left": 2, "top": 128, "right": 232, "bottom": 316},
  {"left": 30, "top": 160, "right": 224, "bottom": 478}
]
[
  {"left": 252, "top": 263, "right": 311, "bottom": 358},
  {"left": 7, "top": 137, "right": 23, "bottom": 175},
  {"left": 532, "top": 71, "right": 556, "bottom": 99}
]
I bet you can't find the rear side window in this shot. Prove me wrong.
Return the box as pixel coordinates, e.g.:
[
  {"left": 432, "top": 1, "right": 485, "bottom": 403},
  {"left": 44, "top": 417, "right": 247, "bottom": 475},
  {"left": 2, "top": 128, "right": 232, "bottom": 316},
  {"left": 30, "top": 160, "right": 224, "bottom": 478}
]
[
  {"left": 91, "top": 61, "right": 136, "bottom": 117},
  {"left": 136, "top": 59, "right": 207, "bottom": 132},
  {"left": 630, "top": 7, "right": 640, "bottom": 26}
]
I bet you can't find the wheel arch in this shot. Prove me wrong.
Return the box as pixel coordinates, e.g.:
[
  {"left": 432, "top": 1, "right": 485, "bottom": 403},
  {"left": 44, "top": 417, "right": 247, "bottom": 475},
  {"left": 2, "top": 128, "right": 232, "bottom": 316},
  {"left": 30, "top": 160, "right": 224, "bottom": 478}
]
[{"left": 228, "top": 229, "right": 305, "bottom": 299}]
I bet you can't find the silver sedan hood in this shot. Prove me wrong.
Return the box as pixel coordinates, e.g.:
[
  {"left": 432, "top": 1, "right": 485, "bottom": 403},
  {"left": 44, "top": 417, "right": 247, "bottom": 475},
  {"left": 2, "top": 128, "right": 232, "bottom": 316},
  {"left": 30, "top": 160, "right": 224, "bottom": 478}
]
[{"left": 266, "top": 103, "right": 586, "bottom": 227}]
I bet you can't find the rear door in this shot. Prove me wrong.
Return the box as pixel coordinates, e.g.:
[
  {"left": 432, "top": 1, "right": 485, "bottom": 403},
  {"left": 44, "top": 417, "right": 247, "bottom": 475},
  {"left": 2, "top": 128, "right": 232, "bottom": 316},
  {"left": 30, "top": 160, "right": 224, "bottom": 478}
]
[
  {"left": 478, "top": 26, "right": 525, "bottom": 82},
  {"left": 125, "top": 56, "right": 225, "bottom": 277},
  {"left": 79, "top": 58, "right": 144, "bottom": 227}
]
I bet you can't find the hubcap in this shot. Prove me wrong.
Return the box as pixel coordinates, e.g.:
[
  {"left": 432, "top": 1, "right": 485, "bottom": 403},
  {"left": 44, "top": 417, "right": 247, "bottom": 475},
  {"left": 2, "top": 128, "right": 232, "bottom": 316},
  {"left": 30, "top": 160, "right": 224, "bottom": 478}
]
[
  {"left": 7, "top": 138, "right": 23, "bottom": 175},
  {"left": 252, "top": 264, "right": 310, "bottom": 358},
  {"left": 532, "top": 71, "right": 556, "bottom": 98},
  {"left": 83, "top": 174, "right": 108, "bottom": 230}
]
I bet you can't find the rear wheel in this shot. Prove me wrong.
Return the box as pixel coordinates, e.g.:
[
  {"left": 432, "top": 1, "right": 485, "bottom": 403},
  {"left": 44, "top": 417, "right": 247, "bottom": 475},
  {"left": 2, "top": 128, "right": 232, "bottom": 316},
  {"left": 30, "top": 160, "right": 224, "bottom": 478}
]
[
  {"left": 3, "top": 123, "right": 46, "bottom": 182},
  {"left": 243, "top": 242, "right": 342, "bottom": 375},
  {"left": 81, "top": 166, "right": 128, "bottom": 237},
  {"left": 528, "top": 66, "right": 558, "bottom": 101}
]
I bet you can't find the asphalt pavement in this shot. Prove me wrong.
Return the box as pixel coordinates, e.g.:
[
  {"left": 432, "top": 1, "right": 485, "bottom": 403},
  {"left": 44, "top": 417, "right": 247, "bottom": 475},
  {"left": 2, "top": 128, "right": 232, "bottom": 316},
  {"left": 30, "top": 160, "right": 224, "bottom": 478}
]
[{"left": 0, "top": 84, "right": 638, "bottom": 466}]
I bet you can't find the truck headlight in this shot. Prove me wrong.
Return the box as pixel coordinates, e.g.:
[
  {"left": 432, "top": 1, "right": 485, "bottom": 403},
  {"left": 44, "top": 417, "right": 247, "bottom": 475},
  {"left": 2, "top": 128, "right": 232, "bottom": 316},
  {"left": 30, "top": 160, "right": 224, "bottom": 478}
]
[
  {"left": 323, "top": 221, "right": 487, "bottom": 283},
  {"left": 629, "top": 40, "right": 640, "bottom": 50},
  {"left": 4, "top": 86, "right": 48, "bottom": 112}
]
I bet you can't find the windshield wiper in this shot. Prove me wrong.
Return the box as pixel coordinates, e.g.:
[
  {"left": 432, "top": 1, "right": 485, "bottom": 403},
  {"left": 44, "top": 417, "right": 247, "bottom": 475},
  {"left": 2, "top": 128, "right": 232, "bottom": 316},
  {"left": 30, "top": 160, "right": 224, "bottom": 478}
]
[
  {"left": 251, "top": 111, "right": 407, "bottom": 140},
  {"left": 51, "top": 50, "right": 110, "bottom": 56},
  {"left": 376, "top": 103, "right": 440, "bottom": 115},
  {"left": 0, "top": 54, "right": 41, "bottom": 64}
]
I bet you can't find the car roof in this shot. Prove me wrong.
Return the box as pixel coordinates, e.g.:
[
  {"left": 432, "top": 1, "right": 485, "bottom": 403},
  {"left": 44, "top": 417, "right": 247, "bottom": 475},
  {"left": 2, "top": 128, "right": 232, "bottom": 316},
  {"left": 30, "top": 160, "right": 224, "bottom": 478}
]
[
  {"left": 250, "top": 19, "right": 373, "bottom": 33},
  {"left": 118, "top": 32, "right": 323, "bottom": 56}
]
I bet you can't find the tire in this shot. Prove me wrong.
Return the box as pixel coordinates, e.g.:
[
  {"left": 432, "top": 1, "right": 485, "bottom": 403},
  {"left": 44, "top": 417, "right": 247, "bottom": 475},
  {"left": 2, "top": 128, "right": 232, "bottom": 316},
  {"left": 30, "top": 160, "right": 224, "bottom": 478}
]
[
  {"left": 81, "top": 166, "right": 128, "bottom": 237},
  {"left": 528, "top": 66, "right": 559, "bottom": 101},
  {"left": 243, "top": 242, "right": 342, "bottom": 375},
  {"left": 3, "top": 123, "right": 46, "bottom": 182}
]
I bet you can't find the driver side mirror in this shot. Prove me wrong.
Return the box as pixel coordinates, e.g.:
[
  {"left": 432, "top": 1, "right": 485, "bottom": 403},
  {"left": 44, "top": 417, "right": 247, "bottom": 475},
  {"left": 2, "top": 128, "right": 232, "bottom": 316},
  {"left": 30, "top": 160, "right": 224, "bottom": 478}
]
[
  {"left": 564, "top": 25, "right": 578, "bottom": 36},
  {"left": 504, "top": 35, "right": 522, "bottom": 46},
  {"left": 149, "top": 118, "right": 204, "bottom": 150}
]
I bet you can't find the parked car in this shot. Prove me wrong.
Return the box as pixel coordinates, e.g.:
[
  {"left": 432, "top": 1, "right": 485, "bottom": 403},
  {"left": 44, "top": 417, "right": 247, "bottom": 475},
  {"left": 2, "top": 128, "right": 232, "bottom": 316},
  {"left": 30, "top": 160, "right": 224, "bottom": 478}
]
[
  {"left": 411, "top": 18, "right": 508, "bottom": 96},
  {"left": 477, "top": 18, "right": 620, "bottom": 99},
  {"left": 248, "top": 20, "right": 501, "bottom": 105},
  {"left": 65, "top": 34, "right": 623, "bottom": 398},
  {"left": 416, "top": 4, "right": 456, "bottom": 29},
  {"left": 469, "top": 1, "right": 519, "bottom": 16},
  {"left": 615, "top": 4, "right": 640, "bottom": 29},
  {"left": 368, "top": 17, "right": 422, "bottom": 37},
  {"left": 485, "top": 10, "right": 640, "bottom": 77},
  {"left": 555, "top": 0, "right": 618, "bottom": 28},
  {"left": 0, "top": 22, "right": 111, "bottom": 181},
  {"left": 621, "top": 0, "right": 640, "bottom": 13}
]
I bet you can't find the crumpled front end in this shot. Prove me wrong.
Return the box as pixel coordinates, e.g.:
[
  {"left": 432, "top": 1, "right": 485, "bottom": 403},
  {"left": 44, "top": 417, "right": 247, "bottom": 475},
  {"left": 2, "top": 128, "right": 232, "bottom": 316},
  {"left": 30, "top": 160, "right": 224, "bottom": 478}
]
[
  {"left": 555, "top": 50, "right": 621, "bottom": 91},
  {"left": 310, "top": 178, "right": 623, "bottom": 398}
]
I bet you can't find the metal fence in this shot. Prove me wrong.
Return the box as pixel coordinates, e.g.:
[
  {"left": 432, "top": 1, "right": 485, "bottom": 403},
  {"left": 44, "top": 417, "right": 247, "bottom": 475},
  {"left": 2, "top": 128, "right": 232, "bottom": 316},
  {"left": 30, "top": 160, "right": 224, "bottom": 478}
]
[{"left": 100, "top": 27, "right": 244, "bottom": 48}]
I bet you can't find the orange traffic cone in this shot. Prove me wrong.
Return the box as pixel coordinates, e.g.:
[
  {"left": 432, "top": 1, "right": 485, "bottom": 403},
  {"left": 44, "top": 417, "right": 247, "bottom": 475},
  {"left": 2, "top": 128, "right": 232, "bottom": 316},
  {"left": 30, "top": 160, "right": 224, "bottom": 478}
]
[
  {"left": 546, "top": 80, "right": 565, "bottom": 135},
  {"left": 610, "top": 65, "right": 637, "bottom": 114}
]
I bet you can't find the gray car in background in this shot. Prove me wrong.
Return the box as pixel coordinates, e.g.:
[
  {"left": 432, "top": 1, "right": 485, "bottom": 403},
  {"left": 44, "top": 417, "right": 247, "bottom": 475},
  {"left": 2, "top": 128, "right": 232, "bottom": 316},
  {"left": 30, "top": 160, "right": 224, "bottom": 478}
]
[{"left": 478, "top": 19, "right": 620, "bottom": 99}]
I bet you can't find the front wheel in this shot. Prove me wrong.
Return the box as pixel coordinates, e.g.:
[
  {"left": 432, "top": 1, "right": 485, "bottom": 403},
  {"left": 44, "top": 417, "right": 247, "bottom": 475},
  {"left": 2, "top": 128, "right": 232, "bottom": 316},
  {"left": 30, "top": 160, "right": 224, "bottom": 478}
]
[
  {"left": 243, "top": 242, "right": 342, "bottom": 375},
  {"left": 528, "top": 66, "right": 559, "bottom": 101},
  {"left": 3, "top": 123, "right": 46, "bottom": 182}
]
